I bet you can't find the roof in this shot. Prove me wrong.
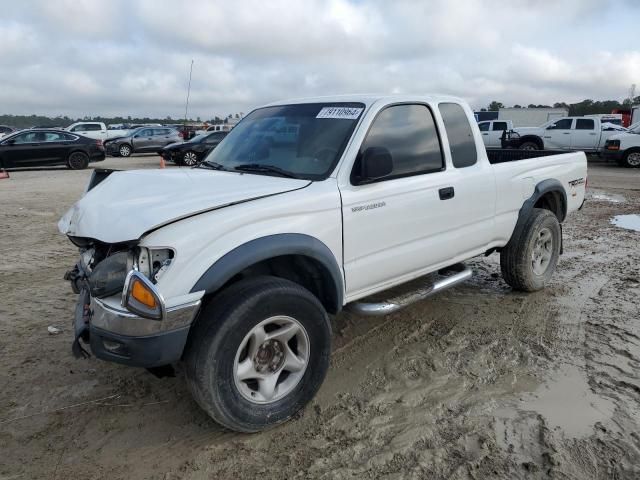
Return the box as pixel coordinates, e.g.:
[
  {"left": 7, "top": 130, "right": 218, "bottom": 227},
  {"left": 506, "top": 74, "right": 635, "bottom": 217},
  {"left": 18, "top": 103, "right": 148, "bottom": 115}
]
[{"left": 261, "top": 94, "right": 466, "bottom": 109}]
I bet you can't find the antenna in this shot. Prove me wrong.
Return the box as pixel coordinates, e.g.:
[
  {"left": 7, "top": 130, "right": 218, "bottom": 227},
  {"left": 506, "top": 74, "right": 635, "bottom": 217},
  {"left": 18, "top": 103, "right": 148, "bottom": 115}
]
[{"left": 184, "top": 59, "right": 194, "bottom": 127}]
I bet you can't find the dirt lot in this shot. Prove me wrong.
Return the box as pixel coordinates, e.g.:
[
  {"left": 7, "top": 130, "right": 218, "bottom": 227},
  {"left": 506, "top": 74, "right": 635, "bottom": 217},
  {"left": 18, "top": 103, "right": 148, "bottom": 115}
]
[{"left": 1, "top": 156, "right": 639, "bottom": 479}]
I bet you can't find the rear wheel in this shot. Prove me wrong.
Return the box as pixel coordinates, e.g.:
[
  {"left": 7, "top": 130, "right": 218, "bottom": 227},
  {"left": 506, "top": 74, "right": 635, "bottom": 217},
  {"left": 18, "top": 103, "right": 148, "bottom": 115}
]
[
  {"left": 183, "top": 151, "right": 199, "bottom": 166},
  {"left": 622, "top": 151, "right": 640, "bottom": 168},
  {"left": 184, "top": 276, "right": 331, "bottom": 432},
  {"left": 500, "top": 208, "right": 561, "bottom": 292},
  {"left": 119, "top": 144, "right": 132, "bottom": 157},
  {"left": 520, "top": 141, "right": 540, "bottom": 151},
  {"left": 67, "top": 151, "right": 89, "bottom": 170}
]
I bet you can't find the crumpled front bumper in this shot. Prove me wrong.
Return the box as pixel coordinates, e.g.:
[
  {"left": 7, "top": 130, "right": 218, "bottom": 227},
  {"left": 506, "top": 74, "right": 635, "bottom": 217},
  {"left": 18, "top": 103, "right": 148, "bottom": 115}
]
[{"left": 72, "top": 288, "right": 201, "bottom": 368}]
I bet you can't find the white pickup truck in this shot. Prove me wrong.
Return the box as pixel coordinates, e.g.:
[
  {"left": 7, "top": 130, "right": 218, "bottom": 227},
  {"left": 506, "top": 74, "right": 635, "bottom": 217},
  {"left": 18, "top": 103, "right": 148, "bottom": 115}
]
[
  {"left": 502, "top": 116, "right": 623, "bottom": 152},
  {"left": 65, "top": 122, "right": 132, "bottom": 142},
  {"left": 59, "top": 95, "right": 587, "bottom": 432},
  {"left": 477, "top": 119, "right": 513, "bottom": 148},
  {"left": 602, "top": 122, "right": 640, "bottom": 167}
]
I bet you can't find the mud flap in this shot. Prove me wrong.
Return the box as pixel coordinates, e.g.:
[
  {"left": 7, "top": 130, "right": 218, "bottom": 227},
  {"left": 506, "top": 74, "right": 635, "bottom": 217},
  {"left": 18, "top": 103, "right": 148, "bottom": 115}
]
[{"left": 72, "top": 288, "right": 92, "bottom": 359}]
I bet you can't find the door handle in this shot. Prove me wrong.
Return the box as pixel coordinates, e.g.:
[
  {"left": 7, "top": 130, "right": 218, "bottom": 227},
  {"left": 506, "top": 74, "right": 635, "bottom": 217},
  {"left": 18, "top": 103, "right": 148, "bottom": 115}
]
[
  {"left": 563, "top": 132, "right": 570, "bottom": 135},
  {"left": 482, "top": 133, "right": 488, "bottom": 135},
  {"left": 439, "top": 186, "right": 455, "bottom": 200}
]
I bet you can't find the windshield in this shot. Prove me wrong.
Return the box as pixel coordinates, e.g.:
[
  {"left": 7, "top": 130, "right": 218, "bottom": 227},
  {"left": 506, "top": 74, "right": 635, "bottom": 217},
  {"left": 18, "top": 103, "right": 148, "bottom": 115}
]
[{"left": 202, "top": 102, "right": 365, "bottom": 180}]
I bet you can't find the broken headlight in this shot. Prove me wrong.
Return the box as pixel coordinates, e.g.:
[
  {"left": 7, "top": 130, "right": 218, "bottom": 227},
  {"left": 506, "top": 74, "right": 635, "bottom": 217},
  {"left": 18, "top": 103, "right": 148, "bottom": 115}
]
[
  {"left": 88, "top": 251, "right": 133, "bottom": 298},
  {"left": 136, "top": 247, "right": 174, "bottom": 284}
]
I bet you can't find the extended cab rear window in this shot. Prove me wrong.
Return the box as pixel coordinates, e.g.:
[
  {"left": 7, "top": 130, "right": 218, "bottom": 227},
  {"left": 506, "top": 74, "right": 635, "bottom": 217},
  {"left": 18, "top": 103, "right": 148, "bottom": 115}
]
[{"left": 438, "top": 103, "right": 477, "bottom": 168}]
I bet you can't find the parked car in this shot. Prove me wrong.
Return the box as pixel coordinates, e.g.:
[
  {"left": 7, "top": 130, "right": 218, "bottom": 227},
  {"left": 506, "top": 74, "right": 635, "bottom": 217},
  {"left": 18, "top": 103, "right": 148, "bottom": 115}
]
[
  {"left": 65, "top": 122, "right": 135, "bottom": 142},
  {"left": 105, "top": 126, "right": 182, "bottom": 157},
  {"left": 478, "top": 120, "right": 513, "bottom": 148},
  {"left": 502, "top": 116, "right": 621, "bottom": 152},
  {"left": 602, "top": 122, "right": 640, "bottom": 167},
  {"left": 161, "top": 131, "right": 227, "bottom": 166},
  {"left": 0, "top": 125, "right": 17, "bottom": 138},
  {"left": 0, "top": 129, "right": 105, "bottom": 169},
  {"left": 59, "top": 95, "right": 586, "bottom": 432}
]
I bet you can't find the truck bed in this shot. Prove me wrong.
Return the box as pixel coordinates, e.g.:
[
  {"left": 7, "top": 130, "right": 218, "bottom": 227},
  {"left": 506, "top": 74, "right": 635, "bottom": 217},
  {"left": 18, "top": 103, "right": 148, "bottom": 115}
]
[{"left": 486, "top": 148, "right": 570, "bottom": 164}]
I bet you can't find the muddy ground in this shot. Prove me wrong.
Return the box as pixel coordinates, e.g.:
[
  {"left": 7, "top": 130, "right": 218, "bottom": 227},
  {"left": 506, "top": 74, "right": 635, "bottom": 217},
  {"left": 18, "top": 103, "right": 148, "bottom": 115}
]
[{"left": 1, "top": 156, "right": 639, "bottom": 479}]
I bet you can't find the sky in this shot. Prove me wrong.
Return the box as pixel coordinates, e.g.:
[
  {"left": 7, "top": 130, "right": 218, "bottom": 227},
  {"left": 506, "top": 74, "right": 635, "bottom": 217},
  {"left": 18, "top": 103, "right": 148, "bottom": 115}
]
[{"left": 1, "top": 0, "right": 639, "bottom": 119}]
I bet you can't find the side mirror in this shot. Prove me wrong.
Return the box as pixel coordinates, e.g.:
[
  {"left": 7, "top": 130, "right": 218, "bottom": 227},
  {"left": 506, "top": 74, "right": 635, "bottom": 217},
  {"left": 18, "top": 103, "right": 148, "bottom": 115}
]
[
  {"left": 5, "top": 139, "right": 16, "bottom": 146},
  {"left": 356, "top": 147, "right": 393, "bottom": 183},
  {"left": 546, "top": 125, "right": 555, "bottom": 130}
]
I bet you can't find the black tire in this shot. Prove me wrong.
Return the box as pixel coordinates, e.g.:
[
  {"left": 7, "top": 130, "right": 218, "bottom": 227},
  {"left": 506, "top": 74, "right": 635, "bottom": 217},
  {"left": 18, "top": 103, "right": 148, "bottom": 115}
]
[
  {"left": 184, "top": 276, "right": 331, "bottom": 432},
  {"left": 67, "top": 151, "right": 89, "bottom": 170},
  {"left": 622, "top": 150, "right": 640, "bottom": 168},
  {"left": 182, "top": 151, "right": 199, "bottom": 166},
  {"left": 500, "top": 208, "right": 561, "bottom": 292},
  {"left": 118, "top": 144, "right": 132, "bottom": 157},
  {"left": 519, "top": 141, "right": 540, "bottom": 151}
]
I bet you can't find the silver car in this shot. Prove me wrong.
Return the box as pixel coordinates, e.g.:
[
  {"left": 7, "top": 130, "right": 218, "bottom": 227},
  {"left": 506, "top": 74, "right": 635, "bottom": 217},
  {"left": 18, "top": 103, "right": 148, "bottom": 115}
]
[{"left": 105, "top": 127, "right": 182, "bottom": 157}]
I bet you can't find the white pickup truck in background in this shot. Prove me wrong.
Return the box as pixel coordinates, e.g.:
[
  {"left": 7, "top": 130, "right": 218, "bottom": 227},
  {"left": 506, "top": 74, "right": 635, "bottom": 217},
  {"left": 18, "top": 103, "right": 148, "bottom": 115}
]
[
  {"left": 502, "top": 116, "right": 624, "bottom": 152},
  {"left": 59, "top": 95, "right": 587, "bottom": 432},
  {"left": 65, "top": 122, "right": 133, "bottom": 142},
  {"left": 603, "top": 122, "right": 640, "bottom": 167},
  {"left": 478, "top": 119, "right": 513, "bottom": 147}
]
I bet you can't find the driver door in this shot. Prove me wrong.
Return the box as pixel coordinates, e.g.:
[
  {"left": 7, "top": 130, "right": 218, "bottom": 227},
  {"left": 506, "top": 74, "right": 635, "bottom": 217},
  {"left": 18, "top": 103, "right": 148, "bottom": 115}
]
[
  {"left": 132, "top": 128, "right": 154, "bottom": 152},
  {"left": 340, "top": 103, "right": 454, "bottom": 298}
]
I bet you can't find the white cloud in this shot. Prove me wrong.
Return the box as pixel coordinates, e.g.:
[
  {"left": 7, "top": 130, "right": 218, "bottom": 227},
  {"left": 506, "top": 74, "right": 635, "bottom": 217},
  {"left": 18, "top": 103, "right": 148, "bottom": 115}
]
[{"left": 0, "top": 0, "right": 638, "bottom": 118}]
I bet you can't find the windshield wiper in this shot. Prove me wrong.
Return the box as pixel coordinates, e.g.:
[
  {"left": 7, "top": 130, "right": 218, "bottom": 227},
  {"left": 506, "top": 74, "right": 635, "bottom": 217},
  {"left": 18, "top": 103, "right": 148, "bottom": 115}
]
[
  {"left": 233, "top": 163, "right": 299, "bottom": 178},
  {"left": 196, "top": 160, "right": 225, "bottom": 170}
]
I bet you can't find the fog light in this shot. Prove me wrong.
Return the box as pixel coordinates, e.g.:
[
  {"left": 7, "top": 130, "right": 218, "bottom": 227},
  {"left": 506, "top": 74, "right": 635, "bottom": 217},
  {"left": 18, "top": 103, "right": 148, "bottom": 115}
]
[{"left": 103, "top": 339, "right": 129, "bottom": 356}]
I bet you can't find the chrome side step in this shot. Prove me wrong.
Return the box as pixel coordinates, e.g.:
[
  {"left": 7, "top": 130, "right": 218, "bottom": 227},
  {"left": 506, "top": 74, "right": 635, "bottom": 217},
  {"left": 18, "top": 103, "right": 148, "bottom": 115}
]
[{"left": 348, "top": 263, "right": 472, "bottom": 316}]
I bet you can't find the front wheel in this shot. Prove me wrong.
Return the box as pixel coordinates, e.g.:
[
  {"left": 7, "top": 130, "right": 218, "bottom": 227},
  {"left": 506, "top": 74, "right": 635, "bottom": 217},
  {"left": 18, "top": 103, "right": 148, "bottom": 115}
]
[
  {"left": 184, "top": 276, "right": 331, "bottom": 432},
  {"left": 500, "top": 208, "right": 561, "bottom": 292},
  {"left": 622, "top": 151, "right": 640, "bottom": 168},
  {"left": 118, "top": 144, "right": 132, "bottom": 157}
]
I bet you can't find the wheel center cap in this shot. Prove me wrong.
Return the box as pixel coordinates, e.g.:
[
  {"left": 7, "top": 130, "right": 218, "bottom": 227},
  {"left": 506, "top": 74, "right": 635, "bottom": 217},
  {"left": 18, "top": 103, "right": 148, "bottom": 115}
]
[{"left": 254, "top": 340, "right": 285, "bottom": 373}]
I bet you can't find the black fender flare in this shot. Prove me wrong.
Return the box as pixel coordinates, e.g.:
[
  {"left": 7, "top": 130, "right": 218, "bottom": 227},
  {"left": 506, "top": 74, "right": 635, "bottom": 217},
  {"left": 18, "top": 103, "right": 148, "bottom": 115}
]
[
  {"left": 508, "top": 179, "right": 567, "bottom": 249},
  {"left": 190, "top": 233, "right": 344, "bottom": 313}
]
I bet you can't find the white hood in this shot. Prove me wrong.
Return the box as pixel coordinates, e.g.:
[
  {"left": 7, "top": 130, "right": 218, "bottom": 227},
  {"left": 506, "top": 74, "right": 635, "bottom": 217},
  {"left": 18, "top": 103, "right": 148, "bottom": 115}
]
[{"left": 58, "top": 168, "right": 310, "bottom": 243}]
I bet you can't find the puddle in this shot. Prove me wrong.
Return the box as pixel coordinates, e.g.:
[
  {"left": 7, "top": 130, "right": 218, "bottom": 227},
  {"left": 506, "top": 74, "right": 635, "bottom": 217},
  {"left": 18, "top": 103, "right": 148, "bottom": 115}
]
[
  {"left": 590, "top": 191, "right": 625, "bottom": 203},
  {"left": 495, "top": 364, "right": 615, "bottom": 440},
  {"left": 610, "top": 214, "right": 640, "bottom": 232}
]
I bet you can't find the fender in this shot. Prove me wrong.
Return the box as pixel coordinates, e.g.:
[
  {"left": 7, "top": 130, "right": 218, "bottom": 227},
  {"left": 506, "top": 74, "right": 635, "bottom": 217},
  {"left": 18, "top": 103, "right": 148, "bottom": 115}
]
[
  {"left": 190, "top": 233, "right": 344, "bottom": 312},
  {"left": 508, "top": 178, "right": 567, "bottom": 249}
]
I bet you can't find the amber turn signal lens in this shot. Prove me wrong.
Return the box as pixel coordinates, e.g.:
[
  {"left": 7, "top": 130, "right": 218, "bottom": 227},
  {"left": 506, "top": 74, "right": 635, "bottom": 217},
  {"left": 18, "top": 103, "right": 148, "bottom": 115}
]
[{"left": 131, "top": 278, "right": 157, "bottom": 308}]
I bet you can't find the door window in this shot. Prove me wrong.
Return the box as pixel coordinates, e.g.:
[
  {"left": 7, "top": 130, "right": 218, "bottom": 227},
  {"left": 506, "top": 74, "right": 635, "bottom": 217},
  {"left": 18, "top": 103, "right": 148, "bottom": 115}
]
[
  {"left": 478, "top": 122, "right": 490, "bottom": 132},
  {"left": 351, "top": 104, "right": 443, "bottom": 184},
  {"left": 13, "top": 132, "right": 44, "bottom": 144},
  {"left": 138, "top": 129, "right": 153, "bottom": 136},
  {"left": 43, "top": 132, "right": 66, "bottom": 142},
  {"left": 575, "top": 119, "right": 595, "bottom": 130},
  {"left": 438, "top": 103, "right": 478, "bottom": 168},
  {"left": 153, "top": 129, "right": 170, "bottom": 136},
  {"left": 492, "top": 122, "right": 508, "bottom": 131},
  {"left": 548, "top": 118, "right": 573, "bottom": 130}
]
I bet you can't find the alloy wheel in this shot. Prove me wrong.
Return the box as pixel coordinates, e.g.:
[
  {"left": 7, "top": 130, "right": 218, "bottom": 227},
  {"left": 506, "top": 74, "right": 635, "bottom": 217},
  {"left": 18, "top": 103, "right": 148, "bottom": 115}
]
[{"left": 233, "top": 316, "right": 310, "bottom": 404}]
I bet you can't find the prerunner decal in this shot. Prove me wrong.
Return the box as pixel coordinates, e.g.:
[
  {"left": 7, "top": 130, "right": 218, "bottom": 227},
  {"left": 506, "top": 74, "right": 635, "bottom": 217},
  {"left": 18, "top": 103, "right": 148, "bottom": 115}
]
[{"left": 316, "top": 107, "right": 363, "bottom": 120}]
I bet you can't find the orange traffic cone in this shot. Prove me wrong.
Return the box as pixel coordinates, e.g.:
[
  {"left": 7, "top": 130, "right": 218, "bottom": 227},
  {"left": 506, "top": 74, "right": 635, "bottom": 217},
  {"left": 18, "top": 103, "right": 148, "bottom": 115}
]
[
  {"left": 0, "top": 169, "right": 9, "bottom": 179},
  {"left": 159, "top": 157, "right": 166, "bottom": 169}
]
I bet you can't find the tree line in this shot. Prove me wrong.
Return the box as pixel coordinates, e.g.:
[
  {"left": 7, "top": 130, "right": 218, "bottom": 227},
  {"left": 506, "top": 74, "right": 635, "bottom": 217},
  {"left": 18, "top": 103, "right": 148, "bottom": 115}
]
[
  {"left": 485, "top": 97, "right": 640, "bottom": 115},
  {"left": 0, "top": 113, "right": 244, "bottom": 129}
]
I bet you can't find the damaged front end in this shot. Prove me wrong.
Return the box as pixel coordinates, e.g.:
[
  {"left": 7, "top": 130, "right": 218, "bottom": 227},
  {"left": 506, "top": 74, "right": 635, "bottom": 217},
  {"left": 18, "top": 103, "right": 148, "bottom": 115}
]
[{"left": 64, "top": 240, "right": 196, "bottom": 367}]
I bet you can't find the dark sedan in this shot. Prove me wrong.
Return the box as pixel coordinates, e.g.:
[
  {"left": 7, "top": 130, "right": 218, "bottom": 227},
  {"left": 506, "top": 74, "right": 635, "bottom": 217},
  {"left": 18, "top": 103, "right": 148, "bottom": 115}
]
[
  {"left": 161, "top": 131, "right": 227, "bottom": 166},
  {"left": 0, "top": 130, "right": 105, "bottom": 170}
]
